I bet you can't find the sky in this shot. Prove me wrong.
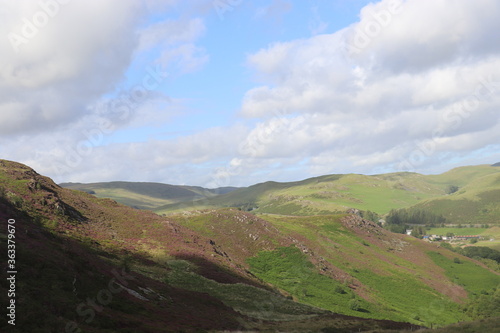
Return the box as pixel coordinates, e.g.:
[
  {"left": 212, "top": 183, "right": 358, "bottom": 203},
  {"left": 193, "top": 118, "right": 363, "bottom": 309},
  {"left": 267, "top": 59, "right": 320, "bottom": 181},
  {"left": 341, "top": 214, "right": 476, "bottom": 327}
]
[{"left": 1, "top": 0, "right": 500, "bottom": 188}]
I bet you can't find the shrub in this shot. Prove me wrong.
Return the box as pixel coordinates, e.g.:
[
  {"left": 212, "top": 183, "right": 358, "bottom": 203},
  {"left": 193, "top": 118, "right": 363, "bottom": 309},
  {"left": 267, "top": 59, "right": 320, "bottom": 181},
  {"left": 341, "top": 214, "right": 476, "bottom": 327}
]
[
  {"left": 334, "top": 285, "right": 346, "bottom": 294},
  {"left": 348, "top": 299, "right": 360, "bottom": 311}
]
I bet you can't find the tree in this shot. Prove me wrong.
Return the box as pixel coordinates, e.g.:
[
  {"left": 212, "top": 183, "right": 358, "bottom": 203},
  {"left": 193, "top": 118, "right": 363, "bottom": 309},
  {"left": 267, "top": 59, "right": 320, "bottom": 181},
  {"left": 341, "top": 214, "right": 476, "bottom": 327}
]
[
  {"left": 361, "top": 210, "right": 380, "bottom": 223},
  {"left": 446, "top": 185, "right": 459, "bottom": 194},
  {"left": 412, "top": 226, "right": 426, "bottom": 238},
  {"left": 464, "top": 287, "right": 500, "bottom": 319}
]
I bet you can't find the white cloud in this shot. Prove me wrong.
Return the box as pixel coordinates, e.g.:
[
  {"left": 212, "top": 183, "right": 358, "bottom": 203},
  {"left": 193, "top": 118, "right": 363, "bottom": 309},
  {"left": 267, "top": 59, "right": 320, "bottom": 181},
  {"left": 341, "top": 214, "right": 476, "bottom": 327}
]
[
  {"left": 254, "top": 0, "right": 292, "bottom": 21},
  {"left": 2, "top": 0, "right": 500, "bottom": 187},
  {"left": 238, "top": 0, "right": 500, "bottom": 177},
  {"left": 0, "top": 0, "right": 143, "bottom": 136}
]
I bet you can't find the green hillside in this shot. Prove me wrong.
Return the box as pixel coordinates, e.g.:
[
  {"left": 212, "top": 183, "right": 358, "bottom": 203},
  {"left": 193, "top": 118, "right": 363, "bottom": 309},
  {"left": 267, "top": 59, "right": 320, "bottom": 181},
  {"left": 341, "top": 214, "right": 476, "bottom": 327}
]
[
  {"left": 410, "top": 170, "right": 500, "bottom": 225},
  {"left": 1, "top": 159, "right": 499, "bottom": 331},
  {"left": 60, "top": 181, "right": 237, "bottom": 210},
  {"left": 156, "top": 172, "right": 444, "bottom": 215},
  {"left": 156, "top": 164, "right": 500, "bottom": 224},
  {"left": 168, "top": 209, "right": 500, "bottom": 327},
  {"left": 0, "top": 159, "right": 420, "bottom": 332}
]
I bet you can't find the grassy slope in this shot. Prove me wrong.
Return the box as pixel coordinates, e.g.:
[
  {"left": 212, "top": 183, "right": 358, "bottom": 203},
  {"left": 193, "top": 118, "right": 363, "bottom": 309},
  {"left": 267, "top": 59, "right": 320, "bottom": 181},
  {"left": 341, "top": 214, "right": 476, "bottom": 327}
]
[
  {"left": 414, "top": 167, "right": 500, "bottom": 224},
  {"left": 168, "top": 209, "right": 500, "bottom": 328},
  {"left": 156, "top": 165, "right": 500, "bottom": 224},
  {"left": 4, "top": 159, "right": 499, "bottom": 331},
  {"left": 474, "top": 226, "right": 500, "bottom": 250},
  {"left": 252, "top": 214, "right": 479, "bottom": 327},
  {"left": 156, "top": 172, "right": 447, "bottom": 215},
  {"left": 60, "top": 181, "right": 237, "bottom": 210},
  {"left": 427, "top": 251, "right": 499, "bottom": 295},
  {"left": 0, "top": 160, "right": 416, "bottom": 332}
]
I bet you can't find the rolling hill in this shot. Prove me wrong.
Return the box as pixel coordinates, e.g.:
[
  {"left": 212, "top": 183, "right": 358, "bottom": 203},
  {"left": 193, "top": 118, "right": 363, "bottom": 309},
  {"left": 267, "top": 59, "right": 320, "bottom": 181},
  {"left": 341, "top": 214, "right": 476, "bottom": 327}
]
[
  {"left": 0, "top": 159, "right": 421, "bottom": 332},
  {"left": 408, "top": 166, "right": 500, "bottom": 225},
  {"left": 1, "top": 159, "right": 499, "bottom": 332},
  {"left": 155, "top": 164, "right": 500, "bottom": 225},
  {"left": 60, "top": 181, "right": 238, "bottom": 210}
]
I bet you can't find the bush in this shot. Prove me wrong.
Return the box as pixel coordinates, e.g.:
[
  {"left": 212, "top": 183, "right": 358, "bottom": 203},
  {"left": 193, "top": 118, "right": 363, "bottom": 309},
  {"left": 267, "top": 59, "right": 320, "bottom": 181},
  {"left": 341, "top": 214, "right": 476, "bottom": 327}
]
[
  {"left": 440, "top": 242, "right": 456, "bottom": 252},
  {"left": 348, "top": 299, "right": 360, "bottom": 311},
  {"left": 446, "top": 185, "right": 459, "bottom": 194},
  {"left": 453, "top": 257, "right": 461, "bottom": 264},
  {"left": 334, "top": 285, "right": 346, "bottom": 294}
]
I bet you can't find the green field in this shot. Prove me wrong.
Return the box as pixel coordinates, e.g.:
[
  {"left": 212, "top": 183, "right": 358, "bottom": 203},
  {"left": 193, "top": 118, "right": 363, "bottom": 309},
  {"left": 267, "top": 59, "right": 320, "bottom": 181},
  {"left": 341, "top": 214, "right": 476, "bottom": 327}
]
[
  {"left": 427, "top": 251, "right": 500, "bottom": 295},
  {"left": 426, "top": 227, "right": 500, "bottom": 250},
  {"left": 426, "top": 227, "right": 489, "bottom": 236}
]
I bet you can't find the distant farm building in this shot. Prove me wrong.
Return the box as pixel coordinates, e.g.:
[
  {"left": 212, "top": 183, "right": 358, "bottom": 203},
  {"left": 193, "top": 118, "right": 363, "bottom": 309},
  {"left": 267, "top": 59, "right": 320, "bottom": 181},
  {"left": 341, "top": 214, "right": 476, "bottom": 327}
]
[{"left": 453, "top": 235, "right": 480, "bottom": 240}]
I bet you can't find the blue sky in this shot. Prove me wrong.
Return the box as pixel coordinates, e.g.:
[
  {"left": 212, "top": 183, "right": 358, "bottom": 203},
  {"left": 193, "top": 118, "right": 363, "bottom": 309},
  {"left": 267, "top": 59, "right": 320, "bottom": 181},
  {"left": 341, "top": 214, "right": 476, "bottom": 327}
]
[
  {"left": 113, "top": 0, "right": 374, "bottom": 143},
  {"left": 1, "top": 0, "right": 500, "bottom": 187}
]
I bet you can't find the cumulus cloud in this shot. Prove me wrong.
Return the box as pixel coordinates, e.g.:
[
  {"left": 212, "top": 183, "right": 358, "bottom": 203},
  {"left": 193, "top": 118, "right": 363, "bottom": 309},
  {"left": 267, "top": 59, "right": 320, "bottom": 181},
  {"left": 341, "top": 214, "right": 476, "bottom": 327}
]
[
  {"left": 0, "top": 0, "right": 216, "bottom": 184},
  {"left": 0, "top": 0, "right": 144, "bottom": 136},
  {"left": 2, "top": 0, "right": 500, "bottom": 187},
  {"left": 18, "top": 123, "right": 250, "bottom": 184},
  {"left": 239, "top": 0, "right": 500, "bottom": 177}
]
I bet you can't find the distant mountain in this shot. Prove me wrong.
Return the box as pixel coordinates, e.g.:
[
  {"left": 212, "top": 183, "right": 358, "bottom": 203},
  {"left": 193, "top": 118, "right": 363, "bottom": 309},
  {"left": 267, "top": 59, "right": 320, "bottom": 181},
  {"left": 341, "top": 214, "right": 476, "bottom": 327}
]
[
  {"left": 492, "top": 162, "right": 500, "bottom": 167},
  {"left": 3, "top": 159, "right": 498, "bottom": 331},
  {"left": 156, "top": 165, "right": 500, "bottom": 225},
  {"left": 60, "top": 181, "right": 238, "bottom": 210}
]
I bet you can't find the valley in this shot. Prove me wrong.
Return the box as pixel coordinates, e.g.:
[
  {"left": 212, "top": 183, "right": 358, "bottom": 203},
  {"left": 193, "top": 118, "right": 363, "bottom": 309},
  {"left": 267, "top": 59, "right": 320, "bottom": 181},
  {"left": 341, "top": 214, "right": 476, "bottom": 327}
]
[{"left": 1, "top": 159, "right": 499, "bottom": 332}]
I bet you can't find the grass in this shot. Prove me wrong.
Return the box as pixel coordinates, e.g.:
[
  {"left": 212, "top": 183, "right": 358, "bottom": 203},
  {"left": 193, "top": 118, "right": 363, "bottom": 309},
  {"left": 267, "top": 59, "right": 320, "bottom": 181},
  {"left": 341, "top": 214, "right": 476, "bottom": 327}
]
[
  {"left": 427, "top": 251, "right": 500, "bottom": 296},
  {"left": 165, "top": 258, "right": 329, "bottom": 321},
  {"left": 157, "top": 165, "right": 500, "bottom": 224},
  {"left": 255, "top": 214, "right": 500, "bottom": 326},
  {"left": 426, "top": 227, "right": 488, "bottom": 236},
  {"left": 352, "top": 268, "right": 463, "bottom": 326},
  {"left": 60, "top": 181, "right": 226, "bottom": 210},
  {"left": 247, "top": 246, "right": 372, "bottom": 318},
  {"left": 90, "top": 188, "right": 178, "bottom": 209},
  {"left": 246, "top": 245, "right": 466, "bottom": 326},
  {"left": 426, "top": 227, "right": 500, "bottom": 250}
]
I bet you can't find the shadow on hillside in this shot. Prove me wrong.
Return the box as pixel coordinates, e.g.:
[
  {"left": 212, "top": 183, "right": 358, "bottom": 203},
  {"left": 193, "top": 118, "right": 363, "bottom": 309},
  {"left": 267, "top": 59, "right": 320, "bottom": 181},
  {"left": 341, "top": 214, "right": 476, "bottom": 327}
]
[
  {"left": 0, "top": 197, "right": 250, "bottom": 333},
  {"left": 174, "top": 252, "right": 273, "bottom": 290}
]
